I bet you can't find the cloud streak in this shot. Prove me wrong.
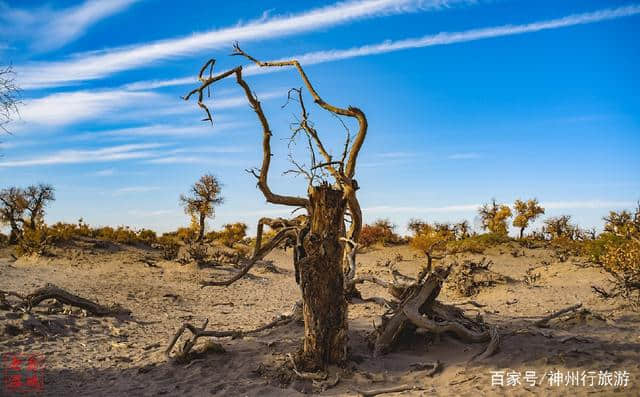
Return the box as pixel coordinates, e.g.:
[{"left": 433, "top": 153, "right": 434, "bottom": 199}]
[
  {"left": 17, "top": 0, "right": 472, "bottom": 88},
  {"left": 0, "top": 143, "right": 164, "bottom": 168},
  {"left": 125, "top": 4, "right": 640, "bottom": 91},
  {"left": 1, "top": 0, "right": 141, "bottom": 52},
  {"left": 0, "top": 142, "right": 248, "bottom": 168}
]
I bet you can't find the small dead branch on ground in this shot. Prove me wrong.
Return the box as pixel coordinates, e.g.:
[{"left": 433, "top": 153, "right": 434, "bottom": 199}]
[
  {"left": 534, "top": 303, "right": 582, "bottom": 327},
  {"left": 165, "top": 301, "right": 302, "bottom": 360},
  {"left": 0, "top": 284, "right": 130, "bottom": 316}
]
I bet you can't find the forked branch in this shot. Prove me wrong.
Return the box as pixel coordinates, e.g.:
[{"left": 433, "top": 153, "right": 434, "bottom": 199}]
[{"left": 184, "top": 62, "right": 308, "bottom": 208}]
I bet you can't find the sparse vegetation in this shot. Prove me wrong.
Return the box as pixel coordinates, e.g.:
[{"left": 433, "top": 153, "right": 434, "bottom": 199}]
[
  {"left": 360, "top": 219, "right": 401, "bottom": 247},
  {"left": 179, "top": 174, "right": 224, "bottom": 242},
  {"left": 543, "top": 215, "right": 577, "bottom": 240},
  {"left": 478, "top": 199, "right": 512, "bottom": 235},
  {"left": 207, "top": 222, "right": 248, "bottom": 247},
  {"left": 512, "top": 198, "right": 545, "bottom": 239},
  {"left": 408, "top": 220, "right": 455, "bottom": 271}
]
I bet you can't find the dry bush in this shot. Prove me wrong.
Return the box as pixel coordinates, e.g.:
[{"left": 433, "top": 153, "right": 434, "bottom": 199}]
[
  {"left": 543, "top": 215, "right": 577, "bottom": 240},
  {"left": 47, "top": 220, "right": 91, "bottom": 243},
  {"left": 157, "top": 235, "right": 180, "bottom": 260},
  {"left": 359, "top": 219, "right": 400, "bottom": 247},
  {"left": 173, "top": 227, "right": 198, "bottom": 243},
  {"left": 446, "top": 232, "right": 512, "bottom": 254},
  {"left": 15, "top": 226, "right": 52, "bottom": 256},
  {"left": 590, "top": 206, "right": 640, "bottom": 300},
  {"left": 136, "top": 229, "right": 157, "bottom": 245},
  {"left": 186, "top": 243, "right": 209, "bottom": 266},
  {"left": 446, "top": 258, "right": 508, "bottom": 296},
  {"left": 0, "top": 232, "right": 7, "bottom": 247},
  {"left": 208, "top": 222, "right": 247, "bottom": 247}
]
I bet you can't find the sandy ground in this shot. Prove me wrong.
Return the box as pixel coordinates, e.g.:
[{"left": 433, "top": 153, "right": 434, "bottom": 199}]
[{"left": 1, "top": 239, "right": 639, "bottom": 396}]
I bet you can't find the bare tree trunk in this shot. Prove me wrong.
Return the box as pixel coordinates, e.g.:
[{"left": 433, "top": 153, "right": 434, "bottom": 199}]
[
  {"left": 197, "top": 213, "right": 206, "bottom": 242},
  {"left": 297, "top": 185, "right": 348, "bottom": 370},
  {"left": 519, "top": 227, "right": 525, "bottom": 239},
  {"left": 8, "top": 220, "right": 20, "bottom": 244}
]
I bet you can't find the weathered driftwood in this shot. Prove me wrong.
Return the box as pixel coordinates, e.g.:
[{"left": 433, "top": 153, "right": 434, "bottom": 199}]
[
  {"left": 373, "top": 267, "right": 499, "bottom": 359},
  {"left": 1, "top": 284, "right": 130, "bottom": 316}
]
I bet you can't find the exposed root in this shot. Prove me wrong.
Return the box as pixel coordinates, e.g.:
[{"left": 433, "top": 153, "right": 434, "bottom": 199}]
[
  {"left": 286, "top": 354, "right": 328, "bottom": 381},
  {"left": 0, "top": 284, "right": 130, "bottom": 316}
]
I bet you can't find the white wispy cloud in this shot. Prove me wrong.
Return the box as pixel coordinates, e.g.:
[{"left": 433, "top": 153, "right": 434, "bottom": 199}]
[
  {"left": 0, "top": 141, "right": 249, "bottom": 168},
  {"left": 0, "top": 143, "right": 164, "bottom": 168},
  {"left": 17, "top": 0, "right": 472, "bottom": 88},
  {"left": 0, "top": 0, "right": 141, "bottom": 52},
  {"left": 90, "top": 124, "right": 235, "bottom": 138},
  {"left": 448, "top": 152, "right": 481, "bottom": 159},
  {"left": 17, "top": 89, "right": 159, "bottom": 127},
  {"left": 14, "top": 88, "right": 282, "bottom": 132},
  {"left": 126, "top": 4, "right": 640, "bottom": 91}
]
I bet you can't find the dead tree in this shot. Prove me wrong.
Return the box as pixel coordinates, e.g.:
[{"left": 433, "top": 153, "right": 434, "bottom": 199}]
[
  {"left": 178, "top": 44, "right": 498, "bottom": 370},
  {"left": 181, "top": 44, "right": 365, "bottom": 370}
]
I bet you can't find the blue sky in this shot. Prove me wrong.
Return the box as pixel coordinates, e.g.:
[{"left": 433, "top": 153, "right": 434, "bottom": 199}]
[{"left": 1, "top": 0, "right": 638, "bottom": 235}]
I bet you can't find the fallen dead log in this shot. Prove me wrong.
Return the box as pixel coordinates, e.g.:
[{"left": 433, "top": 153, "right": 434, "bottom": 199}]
[{"left": 1, "top": 284, "right": 130, "bottom": 317}]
